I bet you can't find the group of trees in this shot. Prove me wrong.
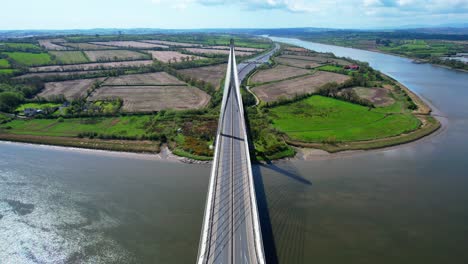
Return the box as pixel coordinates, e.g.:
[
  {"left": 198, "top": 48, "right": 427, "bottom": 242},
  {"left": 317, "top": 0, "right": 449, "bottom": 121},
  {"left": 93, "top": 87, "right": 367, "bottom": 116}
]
[{"left": 0, "top": 82, "right": 44, "bottom": 112}]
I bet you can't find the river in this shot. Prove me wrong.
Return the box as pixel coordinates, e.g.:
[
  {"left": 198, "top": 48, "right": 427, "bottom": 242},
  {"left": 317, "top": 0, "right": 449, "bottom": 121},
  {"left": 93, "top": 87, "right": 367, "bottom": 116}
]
[{"left": 1, "top": 37, "right": 468, "bottom": 263}]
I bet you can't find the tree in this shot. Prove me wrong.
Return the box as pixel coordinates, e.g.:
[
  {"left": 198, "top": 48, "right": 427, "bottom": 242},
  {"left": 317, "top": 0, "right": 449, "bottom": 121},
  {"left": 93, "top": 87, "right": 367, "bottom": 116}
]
[{"left": 0, "top": 92, "right": 24, "bottom": 112}]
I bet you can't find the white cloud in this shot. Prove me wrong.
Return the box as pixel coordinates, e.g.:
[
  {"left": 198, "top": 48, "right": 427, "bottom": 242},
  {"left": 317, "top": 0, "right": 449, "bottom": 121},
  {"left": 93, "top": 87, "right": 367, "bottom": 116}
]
[
  {"left": 151, "top": 0, "right": 326, "bottom": 12},
  {"left": 150, "top": 0, "right": 468, "bottom": 17}
]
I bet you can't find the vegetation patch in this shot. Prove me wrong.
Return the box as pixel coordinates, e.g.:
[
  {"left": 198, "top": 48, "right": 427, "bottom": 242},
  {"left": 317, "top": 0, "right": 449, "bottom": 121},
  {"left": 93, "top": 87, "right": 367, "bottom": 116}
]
[
  {"left": 49, "top": 51, "right": 89, "bottom": 64},
  {"left": 268, "top": 95, "right": 421, "bottom": 143},
  {"left": 3, "top": 52, "right": 53, "bottom": 66},
  {"left": 0, "top": 69, "right": 15, "bottom": 75},
  {"left": 15, "top": 102, "right": 61, "bottom": 112},
  {"left": 84, "top": 50, "right": 150, "bottom": 62},
  {"left": 0, "top": 59, "right": 11, "bottom": 68}
]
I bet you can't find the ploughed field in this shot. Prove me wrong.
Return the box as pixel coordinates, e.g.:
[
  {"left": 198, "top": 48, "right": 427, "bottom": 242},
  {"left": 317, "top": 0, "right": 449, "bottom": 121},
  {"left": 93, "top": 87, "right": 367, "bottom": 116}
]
[
  {"left": 184, "top": 48, "right": 253, "bottom": 56},
  {"left": 90, "top": 85, "right": 210, "bottom": 112},
  {"left": 250, "top": 64, "right": 310, "bottom": 84},
  {"left": 28, "top": 60, "right": 153, "bottom": 73},
  {"left": 38, "top": 78, "right": 105, "bottom": 100},
  {"left": 37, "top": 72, "right": 210, "bottom": 112},
  {"left": 146, "top": 51, "right": 205, "bottom": 63},
  {"left": 102, "top": 72, "right": 185, "bottom": 86},
  {"left": 252, "top": 71, "right": 350, "bottom": 102},
  {"left": 89, "top": 41, "right": 168, "bottom": 49},
  {"left": 178, "top": 63, "right": 227, "bottom": 88},
  {"left": 83, "top": 50, "right": 150, "bottom": 62}
]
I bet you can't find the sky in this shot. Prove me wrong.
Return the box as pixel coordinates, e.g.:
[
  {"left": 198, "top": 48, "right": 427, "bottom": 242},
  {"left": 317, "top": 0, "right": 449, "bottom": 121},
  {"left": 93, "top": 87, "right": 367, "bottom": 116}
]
[{"left": 2, "top": 0, "right": 468, "bottom": 30}]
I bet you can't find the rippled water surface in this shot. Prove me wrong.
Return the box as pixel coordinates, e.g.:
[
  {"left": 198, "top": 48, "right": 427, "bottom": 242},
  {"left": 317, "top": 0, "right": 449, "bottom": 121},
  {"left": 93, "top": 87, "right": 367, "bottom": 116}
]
[{"left": 1, "top": 38, "right": 468, "bottom": 263}]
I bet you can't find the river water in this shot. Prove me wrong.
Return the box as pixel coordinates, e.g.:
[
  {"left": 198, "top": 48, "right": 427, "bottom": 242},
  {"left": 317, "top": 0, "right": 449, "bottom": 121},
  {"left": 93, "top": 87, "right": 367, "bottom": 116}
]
[{"left": 1, "top": 37, "right": 468, "bottom": 263}]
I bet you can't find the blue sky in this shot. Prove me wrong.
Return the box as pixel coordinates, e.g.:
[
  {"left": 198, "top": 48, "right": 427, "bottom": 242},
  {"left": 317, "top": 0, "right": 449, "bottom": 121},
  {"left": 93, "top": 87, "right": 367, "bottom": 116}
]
[{"left": 2, "top": 0, "right": 468, "bottom": 30}]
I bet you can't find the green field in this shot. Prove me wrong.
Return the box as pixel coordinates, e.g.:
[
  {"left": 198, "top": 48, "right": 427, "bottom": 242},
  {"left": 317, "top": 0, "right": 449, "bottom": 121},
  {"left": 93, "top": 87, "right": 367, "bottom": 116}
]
[
  {"left": 0, "top": 69, "right": 15, "bottom": 75},
  {"left": 316, "top": 65, "right": 348, "bottom": 74},
  {"left": 15, "top": 103, "right": 62, "bottom": 112},
  {"left": 50, "top": 51, "right": 89, "bottom": 64},
  {"left": 0, "top": 113, "right": 11, "bottom": 123},
  {"left": 0, "top": 43, "right": 42, "bottom": 51},
  {"left": 1, "top": 115, "right": 152, "bottom": 137},
  {"left": 268, "top": 95, "right": 421, "bottom": 142},
  {"left": 378, "top": 40, "right": 459, "bottom": 58},
  {"left": 0, "top": 59, "right": 10, "bottom": 68},
  {"left": 3, "top": 52, "right": 52, "bottom": 66}
]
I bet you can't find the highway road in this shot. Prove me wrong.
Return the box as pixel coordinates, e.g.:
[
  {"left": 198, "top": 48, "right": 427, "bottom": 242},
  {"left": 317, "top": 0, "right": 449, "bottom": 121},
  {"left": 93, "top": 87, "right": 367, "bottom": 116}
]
[{"left": 197, "top": 42, "right": 278, "bottom": 264}]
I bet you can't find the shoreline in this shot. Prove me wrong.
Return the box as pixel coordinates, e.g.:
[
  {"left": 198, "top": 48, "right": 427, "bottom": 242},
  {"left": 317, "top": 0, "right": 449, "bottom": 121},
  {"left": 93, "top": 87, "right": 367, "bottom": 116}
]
[
  {"left": 0, "top": 140, "right": 211, "bottom": 164},
  {"left": 290, "top": 97, "right": 448, "bottom": 161},
  {"left": 303, "top": 39, "right": 468, "bottom": 74},
  {"left": 0, "top": 90, "right": 445, "bottom": 163}
]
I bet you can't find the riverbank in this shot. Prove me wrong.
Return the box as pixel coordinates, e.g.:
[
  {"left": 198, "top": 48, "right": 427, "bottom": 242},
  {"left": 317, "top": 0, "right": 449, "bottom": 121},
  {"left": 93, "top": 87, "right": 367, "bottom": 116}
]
[
  {"left": 299, "top": 38, "right": 468, "bottom": 73},
  {"left": 0, "top": 139, "right": 212, "bottom": 164}
]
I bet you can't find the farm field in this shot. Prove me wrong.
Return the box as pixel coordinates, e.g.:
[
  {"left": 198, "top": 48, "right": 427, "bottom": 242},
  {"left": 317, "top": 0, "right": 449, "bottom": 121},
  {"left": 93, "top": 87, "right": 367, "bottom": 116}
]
[
  {"left": 253, "top": 71, "right": 351, "bottom": 102},
  {"left": 0, "top": 69, "right": 15, "bottom": 75},
  {"left": 207, "top": 46, "right": 263, "bottom": 52},
  {"left": 184, "top": 48, "right": 253, "bottom": 56},
  {"left": 146, "top": 50, "right": 204, "bottom": 63},
  {"left": 84, "top": 50, "right": 149, "bottom": 62},
  {"left": 38, "top": 78, "right": 105, "bottom": 100},
  {"left": 0, "top": 115, "right": 152, "bottom": 137},
  {"left": 284, "top": 46, "right": 309, "bottom": 52},
  {"left": 3, "top": 52, "right": 52, "bottom": 66},
  {"left": 13, "top": 70, "right": 102, "bottom": 79},
  {"left": 280, "top": 54, "right": 350, "bottom": 65},
  {"left": 178, "top": 63, "right": 227, "bottom": 87},
  {"left": 38, "top": 39, "right": 68, "bottom": 50},
  {"left": 104, "top": 72, "right": 185, "bottom": 86},
  {"left": 89, "top": 85, "right": 210, "bottom": 112},
  {"left": 348, "top": 87, "right": 395, "bottom": 107},
  {"left": 90, "top": 41, "right": 168, "bottom": 49},
  {"left": 275, "top": 57, "right": 322, "bottom": 68},
  {"left": 268, "top": 95, "right": 421, "bottom": 142},
  {"left": 141, "top": 40, "right": 201, "bottom": 47},
  {"left": 0, "top": 43, "right": 42, "bottom": 51},
  {"left": 250, "top": 64, "right": 310, "bottom": 84},
  {"left": 62, "top": 42, "right": 117, "bottom": 50},
  {"left": 49, "top": 51, "right": 89, "bottom": 64},
  {"left": 15, "top": 103, "right": 61, "bottom": 112},
  {"left": 0, "top": 59, "right": 10, "bottom": 68},
  {"left": 29, "top": 60, "right": 153, "bottom": 72}
]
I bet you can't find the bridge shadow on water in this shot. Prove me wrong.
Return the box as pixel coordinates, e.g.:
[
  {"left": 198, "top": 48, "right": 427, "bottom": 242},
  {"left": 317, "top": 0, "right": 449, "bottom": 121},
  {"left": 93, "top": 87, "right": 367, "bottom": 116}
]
[{"left": 244, "top": 108, "right": 312, "bottom": 263}]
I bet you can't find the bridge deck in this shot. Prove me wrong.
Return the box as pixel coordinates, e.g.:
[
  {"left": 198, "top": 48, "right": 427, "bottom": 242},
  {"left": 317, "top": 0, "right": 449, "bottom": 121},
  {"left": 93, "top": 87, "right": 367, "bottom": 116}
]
[{"left": 197, "top": 43, "right": 275, "bottom": 264}]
